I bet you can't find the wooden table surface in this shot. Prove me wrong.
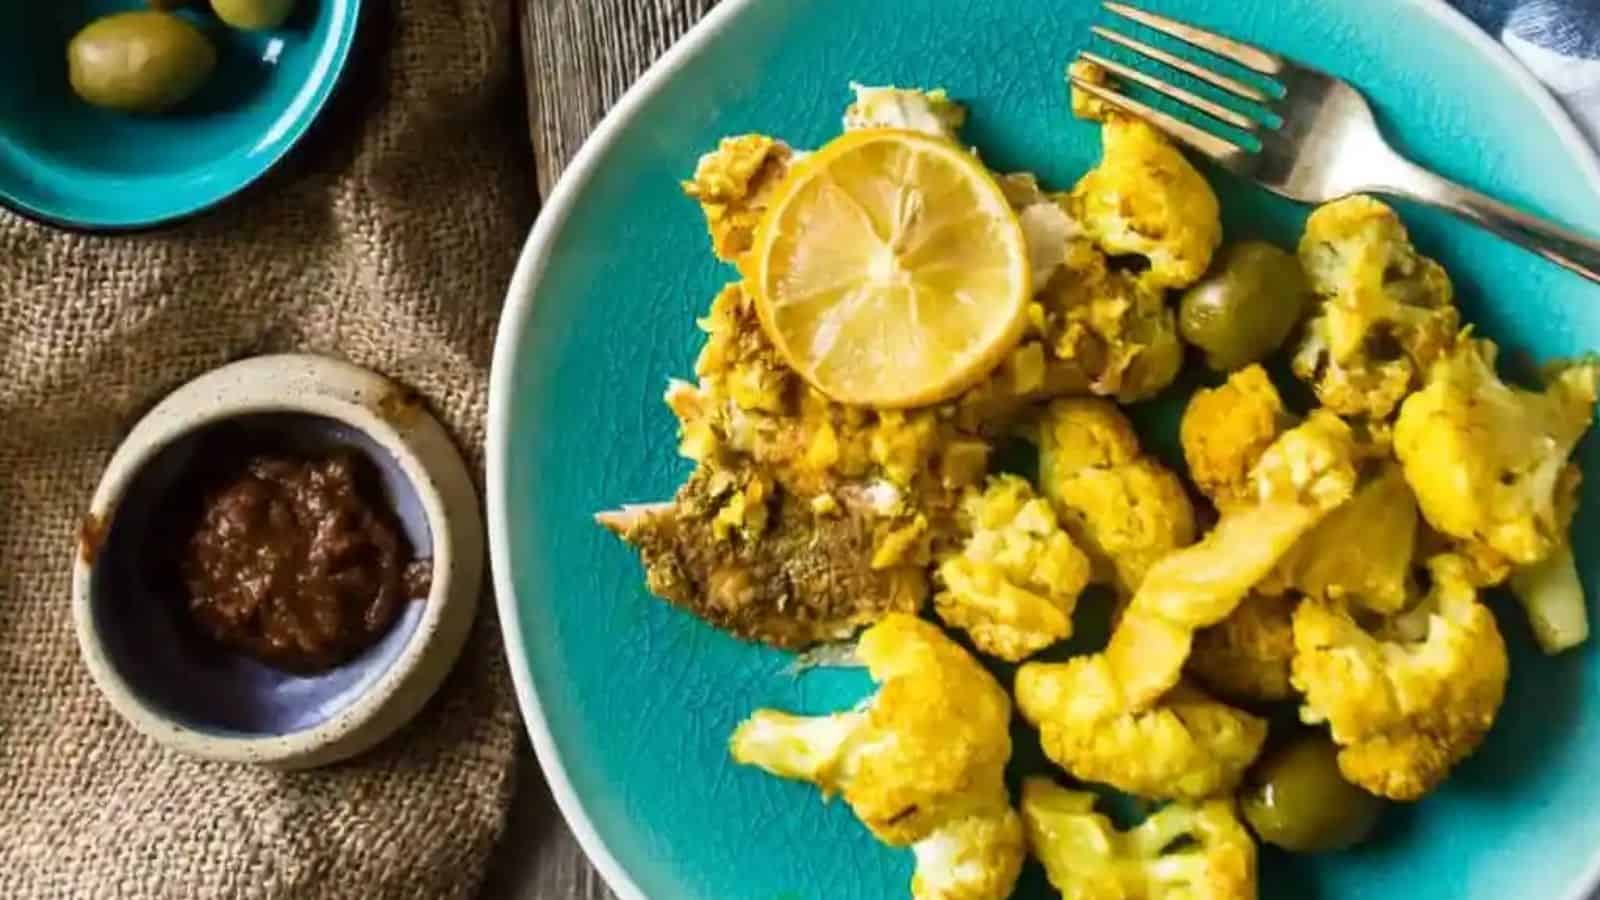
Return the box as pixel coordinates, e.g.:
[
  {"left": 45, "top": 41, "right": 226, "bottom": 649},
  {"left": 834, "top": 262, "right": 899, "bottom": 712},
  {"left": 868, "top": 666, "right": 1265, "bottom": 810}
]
[{"left": 479, "top": 1, "right": 718, "bottom": 898}]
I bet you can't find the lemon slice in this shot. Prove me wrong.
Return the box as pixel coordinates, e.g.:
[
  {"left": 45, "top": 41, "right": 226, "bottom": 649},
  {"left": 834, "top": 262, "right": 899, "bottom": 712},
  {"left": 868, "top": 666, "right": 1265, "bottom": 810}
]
[{"left": 751, "top": 129, "right": 1032, "bottom": 408}]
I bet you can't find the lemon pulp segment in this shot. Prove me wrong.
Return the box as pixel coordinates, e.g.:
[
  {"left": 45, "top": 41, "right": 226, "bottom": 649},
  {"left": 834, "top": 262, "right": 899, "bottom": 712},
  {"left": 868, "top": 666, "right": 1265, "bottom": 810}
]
[{"left": 753, "top": 129, "right": 1032, "bottom": 408}]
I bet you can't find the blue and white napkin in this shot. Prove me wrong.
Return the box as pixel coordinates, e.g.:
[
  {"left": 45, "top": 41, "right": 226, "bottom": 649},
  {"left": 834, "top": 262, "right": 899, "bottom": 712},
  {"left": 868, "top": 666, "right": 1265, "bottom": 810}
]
[{"left": 1450, "top": 0, "right": 1600, "bottom": 148}]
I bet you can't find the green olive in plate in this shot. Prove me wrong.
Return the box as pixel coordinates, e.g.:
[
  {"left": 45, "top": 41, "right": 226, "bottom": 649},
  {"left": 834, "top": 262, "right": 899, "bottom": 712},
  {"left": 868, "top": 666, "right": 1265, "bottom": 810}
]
[
  {"left": 68, "top": 12, "right": 217, "bottom": 114},
  {"left": 1179, "top": 241, "right": 1311, "bottom": 372},
  {"left": 211, "top": 0, "right": 297, "bottom": 30},
  {"left": 1240, "top": 731, "right": 1386, "bottom": 853}
]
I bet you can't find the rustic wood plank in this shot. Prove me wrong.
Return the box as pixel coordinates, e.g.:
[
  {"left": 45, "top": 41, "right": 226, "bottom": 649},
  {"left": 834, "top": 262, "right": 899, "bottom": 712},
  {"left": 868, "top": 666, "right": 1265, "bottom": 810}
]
[
  {"left": 488, "top": 3, "right": 717, "bottom": 897},
  {"left": 481, "top": 741, "right": 616, "bottom": 900},
  {"left": 522, "top": 0, "right": 721, "bottom": 197}
]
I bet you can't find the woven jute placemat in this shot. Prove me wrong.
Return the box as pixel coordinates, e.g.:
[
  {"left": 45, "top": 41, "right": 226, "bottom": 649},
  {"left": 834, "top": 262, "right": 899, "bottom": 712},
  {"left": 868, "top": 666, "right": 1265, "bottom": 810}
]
[{"left": 0, "top": 2, "right": 533, "bottom": 896}]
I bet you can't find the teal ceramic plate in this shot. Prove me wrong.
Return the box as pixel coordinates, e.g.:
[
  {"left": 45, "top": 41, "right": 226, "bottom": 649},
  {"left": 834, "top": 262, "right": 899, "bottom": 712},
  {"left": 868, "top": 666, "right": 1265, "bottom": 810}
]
[
  {"left": 0, "top": 0, "right": 359, "bottom": 231},
  {"left": 488, "top": 1, "right": 1600, "bottom": 898}
]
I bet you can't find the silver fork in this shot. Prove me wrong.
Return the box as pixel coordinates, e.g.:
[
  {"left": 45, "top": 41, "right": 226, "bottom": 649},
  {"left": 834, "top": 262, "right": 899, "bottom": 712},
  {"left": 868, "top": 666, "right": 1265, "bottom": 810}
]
[{"left": 1074, "top": 1, "right": 1600, "bottom": 284}]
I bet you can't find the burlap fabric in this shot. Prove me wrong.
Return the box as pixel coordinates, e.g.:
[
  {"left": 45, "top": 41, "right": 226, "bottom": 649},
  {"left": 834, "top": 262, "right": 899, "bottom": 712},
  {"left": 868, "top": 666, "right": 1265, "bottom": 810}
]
[{"left": 0, "top": 2, "right": 533, "bottom": 897}]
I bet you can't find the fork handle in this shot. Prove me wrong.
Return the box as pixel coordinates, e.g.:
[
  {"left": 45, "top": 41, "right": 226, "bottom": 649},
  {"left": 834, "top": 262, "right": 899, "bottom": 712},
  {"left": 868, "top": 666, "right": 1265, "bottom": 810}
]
[{"left": 1376, "top": 157, "right": 1600, "bottom": 284}]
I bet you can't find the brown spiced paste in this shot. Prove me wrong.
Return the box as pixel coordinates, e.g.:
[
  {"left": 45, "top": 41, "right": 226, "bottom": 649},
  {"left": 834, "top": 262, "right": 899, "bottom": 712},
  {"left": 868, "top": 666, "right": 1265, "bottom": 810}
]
[{"left": 178, "top": 452, "right": 431, "bottom": 673}]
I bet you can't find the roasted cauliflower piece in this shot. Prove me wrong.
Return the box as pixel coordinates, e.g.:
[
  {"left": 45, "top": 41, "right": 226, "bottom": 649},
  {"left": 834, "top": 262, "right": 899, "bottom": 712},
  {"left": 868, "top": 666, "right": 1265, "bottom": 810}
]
[
  {"left": 1016, "top": 655, "right": 1267, "bottom": 801},
  {"left": 1188, "top": 592, "right": 1297, "bottom": 704},
  {"left": 1067, "top": 58, "right": 1115, "bottom": 122},
  {"left": 910, "top": 808, "right": 1028, "bottom": 900},
  {"left": 1395, "top": 337, "right": 1598, "bottom": 566},
  {"left": 1510, "top": 467, "right": 1589, "bottom": 653},
  {"left": 934, "top": 476, "right": 1094, "bottom": 661},
  {"left": 1180, "top": 365, "right": 1289, "bottom": 511},
  {"left": 1106, "top": 412, "right": 1361, "bottom": 708},
  {"left": 1394, "top": 337, "right": 1599, "bottom": 650},
  {"left": 844, "top": 84, "right": 967, "bottom": 140},
  {"left": 1021, "top": 777, "right": 1257, "bottom": 900},
  {"left": 1262, "top": 461, "right": 1419, "bottom": 614},
  {"left": 730, "top": 614, "right": 1024, "bottom": 899},
  {"left": 1039, "top": 398, "right": 1197, "bottom": 596},
  {"left": 1072, "top": 117, "right": 1222, "bottom": 290},
  {"left": 1291, "top": 195, "right": 1459, "bottom": 419},
  {"left": 1291, "top": 555, "right": 1509, "bottom": 801},
  {"left": 1033, "top": 248, "right": 1185, "bottom": 402},
  {"left": 682, "top": 134, "right": 794, "bottom": 263}
]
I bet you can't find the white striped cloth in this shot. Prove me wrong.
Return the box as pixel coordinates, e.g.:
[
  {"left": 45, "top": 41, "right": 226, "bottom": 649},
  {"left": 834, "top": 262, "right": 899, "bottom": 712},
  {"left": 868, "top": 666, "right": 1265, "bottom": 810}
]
[{"left": 1450, "top": 0, "right": 1600, "bottom": 147}]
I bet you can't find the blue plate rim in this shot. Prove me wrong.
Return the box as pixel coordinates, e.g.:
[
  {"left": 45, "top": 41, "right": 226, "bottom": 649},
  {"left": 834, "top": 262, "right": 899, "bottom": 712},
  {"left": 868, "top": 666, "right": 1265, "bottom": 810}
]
[
  {"left": 485, "top": 2, "right": 1600, "bottom": 898},
  {"left": 0, "top": 0, "right": 364, "bottom": 234}
]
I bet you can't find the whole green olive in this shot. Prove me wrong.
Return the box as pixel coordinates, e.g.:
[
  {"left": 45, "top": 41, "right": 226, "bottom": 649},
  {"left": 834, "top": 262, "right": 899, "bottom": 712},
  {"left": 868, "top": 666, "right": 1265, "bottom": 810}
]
[
  {"left": 1178, "top": 240, "right": 1310, "bottom": 372},
  {"left": 211, "top": 0, "right": 297, "bottom": 30},
  {"left": 1240, "top": 732, "right": 1385, "bottom": 853},
  {"left": 67, "top": 12, "right": 217, "bottom": 114}
]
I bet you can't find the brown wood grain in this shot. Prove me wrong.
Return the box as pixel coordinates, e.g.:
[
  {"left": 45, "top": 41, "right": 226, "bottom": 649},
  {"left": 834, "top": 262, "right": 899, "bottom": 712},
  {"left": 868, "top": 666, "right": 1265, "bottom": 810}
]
[
  {"left": 521, "top": 0, "right": 722, "bottom": 198},
  {"left": 484, "top": 2, "right": 719, "bottom": 898},
  {"left": 480, "top": 740, "right": 619, "bottom": 900}
]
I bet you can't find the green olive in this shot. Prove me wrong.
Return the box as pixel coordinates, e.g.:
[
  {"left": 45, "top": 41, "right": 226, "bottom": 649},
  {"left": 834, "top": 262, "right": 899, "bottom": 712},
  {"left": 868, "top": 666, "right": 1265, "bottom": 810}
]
[
  {"left": 1178, "top": 241, "right": 1310, "bottom": 372},
  {"left": 1240, "top": 732, "right": 1385, "bottom": 853},
  {"left": 68, "top": 12, "right": 216, "bottom": 114},
  {"left": 211, "top": 0, "right": 297, "bottom": 30}
]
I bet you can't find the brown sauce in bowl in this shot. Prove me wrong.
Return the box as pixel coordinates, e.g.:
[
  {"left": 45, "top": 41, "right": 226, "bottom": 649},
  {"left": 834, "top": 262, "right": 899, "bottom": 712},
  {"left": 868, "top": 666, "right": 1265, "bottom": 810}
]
[{"left": 175, "top": 450, "right": 431, "bottom": 673}]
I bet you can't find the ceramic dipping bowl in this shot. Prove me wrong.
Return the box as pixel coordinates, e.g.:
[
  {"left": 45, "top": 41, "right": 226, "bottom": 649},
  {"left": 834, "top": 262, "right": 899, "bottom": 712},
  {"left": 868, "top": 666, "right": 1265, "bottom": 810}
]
[{"left": 72, "top": 354, "right": 481, "bottom": 769}]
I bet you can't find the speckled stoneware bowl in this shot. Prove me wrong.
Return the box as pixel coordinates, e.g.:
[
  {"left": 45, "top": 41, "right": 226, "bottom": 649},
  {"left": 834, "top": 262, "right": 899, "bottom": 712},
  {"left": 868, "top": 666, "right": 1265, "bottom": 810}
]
[{"left": 73, "top": 354, "right": 481, "bottom": 769}]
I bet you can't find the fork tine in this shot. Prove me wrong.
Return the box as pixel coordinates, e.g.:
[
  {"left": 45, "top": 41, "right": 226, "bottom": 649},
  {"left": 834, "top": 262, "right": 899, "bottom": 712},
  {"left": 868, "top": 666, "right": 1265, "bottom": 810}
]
[
  {"left": 1068, "top": 75, "right": 1250, "bottom": 166},
  {"left": 1103, "top": 1, "right": 1284, "bottom": 75},
  {"left": 1078, "top": 51, "right": 1257, "bottom": 132},
  {"left": 1092, "top": 27, "right": 1270, "bottom": 104}
]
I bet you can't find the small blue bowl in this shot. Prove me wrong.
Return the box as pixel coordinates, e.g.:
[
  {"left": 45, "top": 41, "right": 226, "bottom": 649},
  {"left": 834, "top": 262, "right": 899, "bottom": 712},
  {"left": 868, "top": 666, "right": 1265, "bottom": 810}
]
[
  {"left": 74, "top": 355, "right": 484, "bottom": 769},
  {"left": 0, "top": 0, "right": 360, "bottom": 231}
]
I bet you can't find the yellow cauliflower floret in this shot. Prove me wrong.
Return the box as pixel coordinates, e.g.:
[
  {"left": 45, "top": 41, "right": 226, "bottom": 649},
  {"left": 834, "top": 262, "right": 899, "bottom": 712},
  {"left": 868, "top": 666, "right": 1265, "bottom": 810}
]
[
  {"left": 1396, "top": 337, "right": 1599, "bottom": 652},
  {"left": 1291, "top": 196, "right": 1459, "bottom": 419},
  {"left": 935, "top": 476, "right": 1094, "bottom": 661},
  {"left": 1510, "top": 466, "right": 1590, "bottom": 653},
  {"left": 1021, "top": 778, "right": 1257, "bottom": 900},
  {"left": 1072, "top": 117, "right": 1222, "bottom": 290},
  {"left": 872, "top": 410, "right": 943, "bottom": 487},
  {"left": 1041, "top": 394, "right": 1143, "bottom": 471},
  {"left": 1180, "top": 365, "right": 1288, "bottom": 511},
  {"left": 1396, "top": 337, "right": 1598, "bottom": 565},
  {"left": 1039, "top": 398, "right": 1196, "bottom": 596},
  {"left": 910, "top": 808, "right": 1027, "bottom": 900},
  {"left": 730, "top": 615, "right": 1024, "bottom": 899},
  {"left": 1261, "top": 461, "right": 1419, "bottom": 614},
  {"left": 1035, "top": 249, "right": 1185, "bottom": 402},
  {"left": 1106, "top": 412, "right": 1360, "bottom": 708},
  {"left": 682, "top": 135, "right": 794, "bottom": 263},
  {"left": 1067, "top": 58, "right": 1115, "bottom": 122},
  {"left": 844, "top": 84, "right": 967, "bottom": 140},
  {"left": 1188, "top": 592, "right": 1297, "bottom": 703},
  {"left": 1016, "top": 656, "right": 1267, "bottom": 801},
  {"left": 1291, "top": 555, "right": 1508, "bottom": 801}
]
